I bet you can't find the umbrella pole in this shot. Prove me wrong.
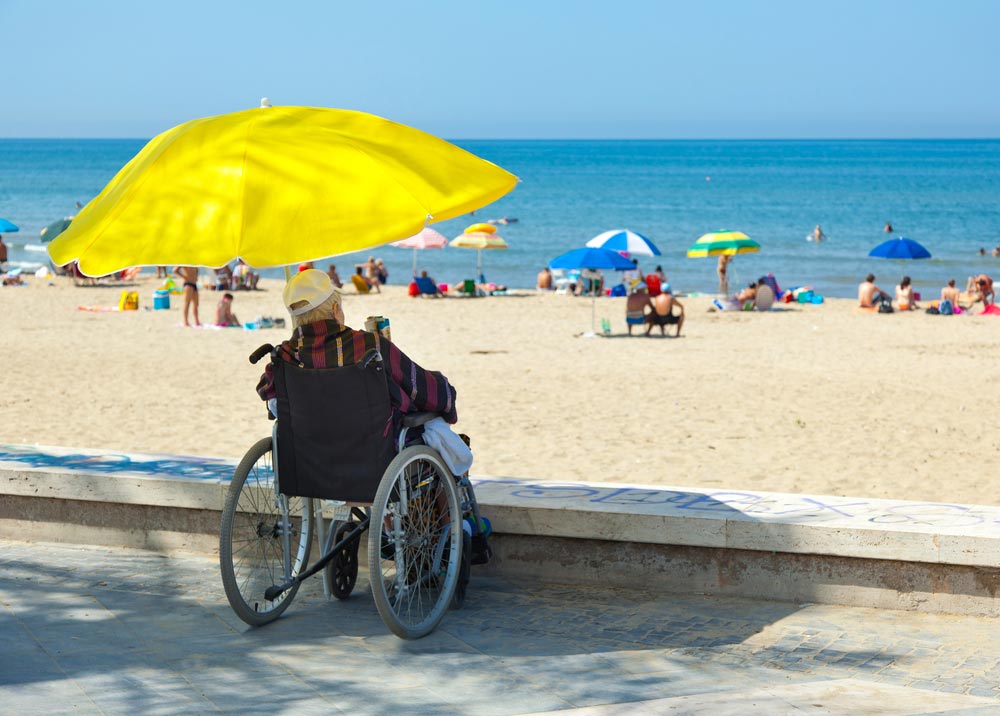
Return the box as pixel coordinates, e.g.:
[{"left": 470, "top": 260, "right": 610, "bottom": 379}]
[
  {"left": 477, "top": 250, "right": 482, "bottom": 280},
  {"left": 412, "top": 248, "right": 417, "bottom": 276},
  {"left": 284, "top": 265, "right": 292, "bottom": 281}
]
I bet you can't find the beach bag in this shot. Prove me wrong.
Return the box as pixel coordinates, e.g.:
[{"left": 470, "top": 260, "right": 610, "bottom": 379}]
[
  {"left": 925, "top": 306, "right": 939, "bottom": 315},
  {"left": 939, "top": 299, "right": 954, "bottom": 315},
  {"left": 878, "top": 297, "right": 894, "bottom": 313},
  {"left": 407, "top": 281, "right": 419, "bottom": 297},
  {"left": 118, "top": 290, "right": 139, "bottom": 311}
]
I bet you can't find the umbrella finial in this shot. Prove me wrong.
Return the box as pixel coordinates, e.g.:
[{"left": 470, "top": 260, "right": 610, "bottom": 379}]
[{"left": 260, "top": 97, "right": 272, "bottom": 108}]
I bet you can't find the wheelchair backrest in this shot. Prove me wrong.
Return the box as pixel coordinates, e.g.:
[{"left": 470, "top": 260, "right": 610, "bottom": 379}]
[{"left": 272, "top": 355, "right": 395, "bottom": 502}]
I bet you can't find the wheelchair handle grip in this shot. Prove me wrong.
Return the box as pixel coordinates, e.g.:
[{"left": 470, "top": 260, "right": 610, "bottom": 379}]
[
  {"left": 360, "top": 349, "right": 382, "bottom": 369},
  {"left": 249, "top": 343, "right": 274, "bottom": 364}
]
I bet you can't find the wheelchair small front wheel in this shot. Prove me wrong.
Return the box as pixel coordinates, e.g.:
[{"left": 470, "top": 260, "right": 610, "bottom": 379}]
[
  {"left": 325, "top": 520, "right": 361, "bottom": 600},
  {"left": 368, "top": 446, "right": 462, "bottom": 639},
  {"left": 220, "top": 437, "right": 314, "bottom": 626}
]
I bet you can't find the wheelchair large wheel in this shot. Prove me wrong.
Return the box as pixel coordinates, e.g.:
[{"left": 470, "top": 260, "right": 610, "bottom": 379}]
[
  {"left": 368, "top": 445, "right": 462, "bottom": 639},
  {"left": 220, "top": 437, "right": 314, "bottom": 626}
]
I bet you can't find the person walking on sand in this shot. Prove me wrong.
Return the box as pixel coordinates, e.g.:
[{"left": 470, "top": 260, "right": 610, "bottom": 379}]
[
  {"left": 0, "top": 235, "right": 7, "bottom": 271},
  {"left": 174, "top": 266, "right": 201, "bottom": 326},
  {"left": 717, "top": 255, "right": 731, "bottom": 295}
]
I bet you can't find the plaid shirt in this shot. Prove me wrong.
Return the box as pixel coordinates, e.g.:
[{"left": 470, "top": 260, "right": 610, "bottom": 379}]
[{"left": 257, "top": 320, "right": 457, "bottom": 437}]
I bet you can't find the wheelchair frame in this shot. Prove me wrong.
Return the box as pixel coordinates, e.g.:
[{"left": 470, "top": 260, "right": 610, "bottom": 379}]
[{"left": 219, "top": 344, "right": 489, "bottom": 639}]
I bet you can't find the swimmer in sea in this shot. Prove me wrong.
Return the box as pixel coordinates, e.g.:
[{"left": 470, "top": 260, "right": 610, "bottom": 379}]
[
  {"left": 884, "top": 221, "right": 894, "bottom": 233},
  {"left": 810, "top": 225, "right": 826, "bottom": 242}
]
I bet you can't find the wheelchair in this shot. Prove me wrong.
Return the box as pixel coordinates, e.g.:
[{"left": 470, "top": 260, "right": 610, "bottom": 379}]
[{"left": 219, "top": 343, "right": 491, "bottom": 639}]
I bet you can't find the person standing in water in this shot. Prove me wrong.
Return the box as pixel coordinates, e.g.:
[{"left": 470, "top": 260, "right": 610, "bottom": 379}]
[{"left": 811, "top": 225, "right": 826, "bottom": 242}]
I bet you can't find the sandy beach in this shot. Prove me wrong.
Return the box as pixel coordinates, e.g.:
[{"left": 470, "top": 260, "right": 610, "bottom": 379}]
[{"left": 2, "top": 274, "right": 998, "bottom": 505}]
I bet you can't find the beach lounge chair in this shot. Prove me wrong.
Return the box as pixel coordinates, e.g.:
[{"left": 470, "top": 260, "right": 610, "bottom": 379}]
[
  {"left": 415, "top": 276, "right": 440, "bottom": 297},
  {"left": 456, "top": 279, "right": 478, "bottom": 297},
  {"left": 351, "top": 274, "right": 371, "bottom": 294}
]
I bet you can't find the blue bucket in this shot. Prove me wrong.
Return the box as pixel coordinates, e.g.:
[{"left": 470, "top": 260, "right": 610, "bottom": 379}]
[{"left": 153, "top": 290, "right": 170, "bottom": 310}]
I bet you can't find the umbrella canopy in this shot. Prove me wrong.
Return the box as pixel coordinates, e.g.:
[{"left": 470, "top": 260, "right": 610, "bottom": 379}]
[
  {"left": 585, "top": 229, "right": 661, "bottom": 257},
  {"left": 39, "top": 218, "right": 73, "bottom": 243},
  {"left": 450, "top": 231, "right": 507, "bottom": 278},
  {"left": 392, "top": 227, "right": 448, "bottom": 274},
  {"left": 549, "top": 247, "right": 636, "bottom": 271},
  {"left": 687, "top": 230, "right": 760, "bottom": 257},
  {"left": 47, "top": 104, "right": 518, "bottom": 276},
  {"left": 450, "top": 232, "right": 508, "bottom": 250},
  {"left": 549, "top": 247, "right": 635, "bottom": 337},
  {"left": 0, "top": 218, "right": 19, "bottom": 233},
  {"left": 868, "top": 237, "right": 931, "bottom": 260}
]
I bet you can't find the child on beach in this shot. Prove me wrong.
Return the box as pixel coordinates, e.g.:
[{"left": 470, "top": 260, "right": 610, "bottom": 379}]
[{"left": 215, "top": 292, "right": 240, "bottom": 327}]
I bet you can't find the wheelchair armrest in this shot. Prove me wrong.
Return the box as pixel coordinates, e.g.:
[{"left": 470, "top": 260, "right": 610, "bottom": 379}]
[{"left": 401, "top": 411, "right": 441, "bottom": 429}]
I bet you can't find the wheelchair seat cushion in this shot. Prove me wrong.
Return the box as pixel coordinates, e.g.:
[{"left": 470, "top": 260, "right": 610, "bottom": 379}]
[{"left": 273, "top": 359, "right": 394, "bottom": 502}]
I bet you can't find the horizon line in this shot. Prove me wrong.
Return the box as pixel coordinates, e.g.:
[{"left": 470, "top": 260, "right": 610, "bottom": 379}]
[{"left": 3, "top": 136, "right": 1000, "bottom": 142}]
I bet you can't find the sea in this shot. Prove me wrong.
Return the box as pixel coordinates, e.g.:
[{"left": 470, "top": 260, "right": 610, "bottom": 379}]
[{"left": 2, "top": 138, "right": 999, "bottom": 298}]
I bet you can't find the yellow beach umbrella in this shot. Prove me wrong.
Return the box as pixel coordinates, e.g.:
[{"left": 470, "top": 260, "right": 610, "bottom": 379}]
[
  {"left": 48, "top": 103, "right": 518, "bottom": 276},
  {"left": 449, "top": 231, "right": 507, "bottom": 278},
  {"left": 686, "top": 230, "right": 760, "bottom": 258}
]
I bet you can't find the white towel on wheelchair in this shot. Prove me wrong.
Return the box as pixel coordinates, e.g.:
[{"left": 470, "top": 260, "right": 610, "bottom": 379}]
[{"left": 421, "top": 418, "right": 473, "bottom": 476}]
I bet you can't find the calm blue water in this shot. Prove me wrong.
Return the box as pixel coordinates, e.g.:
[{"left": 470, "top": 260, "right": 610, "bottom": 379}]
[{"left": 3, "top": 138, "right": 1000, "bottom": 297}]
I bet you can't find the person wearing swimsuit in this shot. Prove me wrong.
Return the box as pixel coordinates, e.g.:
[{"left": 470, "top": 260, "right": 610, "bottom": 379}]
[{"left": 174, "top": 266, "right": 201, "bottom": 326}]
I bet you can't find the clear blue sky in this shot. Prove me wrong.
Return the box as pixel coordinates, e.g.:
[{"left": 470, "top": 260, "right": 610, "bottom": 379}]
[{"left": 2, "top": 0, "right": 997, "bottom": 139}]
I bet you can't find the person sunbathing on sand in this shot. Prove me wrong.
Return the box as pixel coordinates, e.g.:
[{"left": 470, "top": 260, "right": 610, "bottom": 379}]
[
  {"left": 858, "top": 273, "right": 889, "bottom": 308},
  {"left": 734, "top": 281, "right": 757, "bottom": 304}
]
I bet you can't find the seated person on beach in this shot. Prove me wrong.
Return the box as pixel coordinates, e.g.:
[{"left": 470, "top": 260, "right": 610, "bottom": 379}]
[
  {"left": 215, "top": 292, "right": 240, "bottom": 327},
  {"left": 576, "top": 268, "right": 604, "bottom": 296},
  {"left": 647, "top": 292, "right": 684, "bottom": 337},
  {"left": 256, "top": 269, "right": 458, "bottom": 442},
  {"left": 625, "top": 282, "right": 652, "bottom": 335},
  {"left": 233, "top": 260, "right": 259, "bottom": 290},
  {"left": 941, "top": 279, "right": 961, "bottom": 306},
  {"left": 858, "top": 274, "right": 890, "bottom": 309},
  {"left": 326, "top": 263, "right": 343, "bottom": 288},
  {"left": 536, "top": 267, "right": 553, "bottom": 291},
  {"left": 351, "top": 266, "right": 371, "bottom": 293},
  {"left": 969, "top": 274, "right": 995, "bottom": 305},
  {"left": 894, "top": 276, "right": 917, "bottom": 311},
  {"left": 214, "top": 265, "right": 234, "bottom": 291},
  {"left": 415, "top": 269, "right": 444, "bottom": 297},
  {"left": 355, "top": 256, "right": 381, "bottom": 293},
  {"left": 734, "top": 281, "right": 757, "bottom": 304}
]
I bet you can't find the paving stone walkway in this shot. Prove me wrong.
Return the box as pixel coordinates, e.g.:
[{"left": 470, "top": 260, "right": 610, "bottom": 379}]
[{"left": 1, "top": 540, "right": 998, "bottom": 715}]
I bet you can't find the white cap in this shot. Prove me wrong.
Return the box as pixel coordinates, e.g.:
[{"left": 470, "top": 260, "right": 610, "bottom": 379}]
[
  {"left": 282, "top": 269, "right": 340, "bottom": 316},
  {"left": 260, "top": 97, "right": 272, "bottom": 108}
]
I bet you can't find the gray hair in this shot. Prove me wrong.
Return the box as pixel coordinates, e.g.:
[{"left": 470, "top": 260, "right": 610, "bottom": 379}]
[{"left": 291, "top": 293, "right": 341, "bottom": 328}]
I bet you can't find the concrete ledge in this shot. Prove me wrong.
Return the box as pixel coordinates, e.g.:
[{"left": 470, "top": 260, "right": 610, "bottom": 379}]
[{"left": 3, "top": 444, "right": 1000, "bottom": 615}]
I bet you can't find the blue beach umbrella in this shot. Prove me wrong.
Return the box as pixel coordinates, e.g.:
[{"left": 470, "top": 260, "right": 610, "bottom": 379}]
[
  {"left": 0, "top": 218, "right": 19, "bottom": 233},
  {"left": 550, "top": 246, "right": 637, "bottom": 271},
  {"left": 585, "top": 229, "right": 661, "bottom": 257},
  {"left": 550, "top": 247, "right": 636, "bottom": 336},
  {"left": 868, "top": 237, "right": 931, "bottom": 260}
]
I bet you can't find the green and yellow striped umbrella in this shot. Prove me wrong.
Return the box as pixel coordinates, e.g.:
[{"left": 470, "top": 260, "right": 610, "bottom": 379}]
[{"left": 686, "top": 230, "right": 760, "bottom": 258}]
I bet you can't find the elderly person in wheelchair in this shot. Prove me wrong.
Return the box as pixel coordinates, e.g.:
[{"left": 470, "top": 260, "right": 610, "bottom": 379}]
[
  {"left": 256, "top": 268, "right": 458, "bottom": 439},
  {"left": 220, "top": 269, "right": 490, "bottom": 640}
]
